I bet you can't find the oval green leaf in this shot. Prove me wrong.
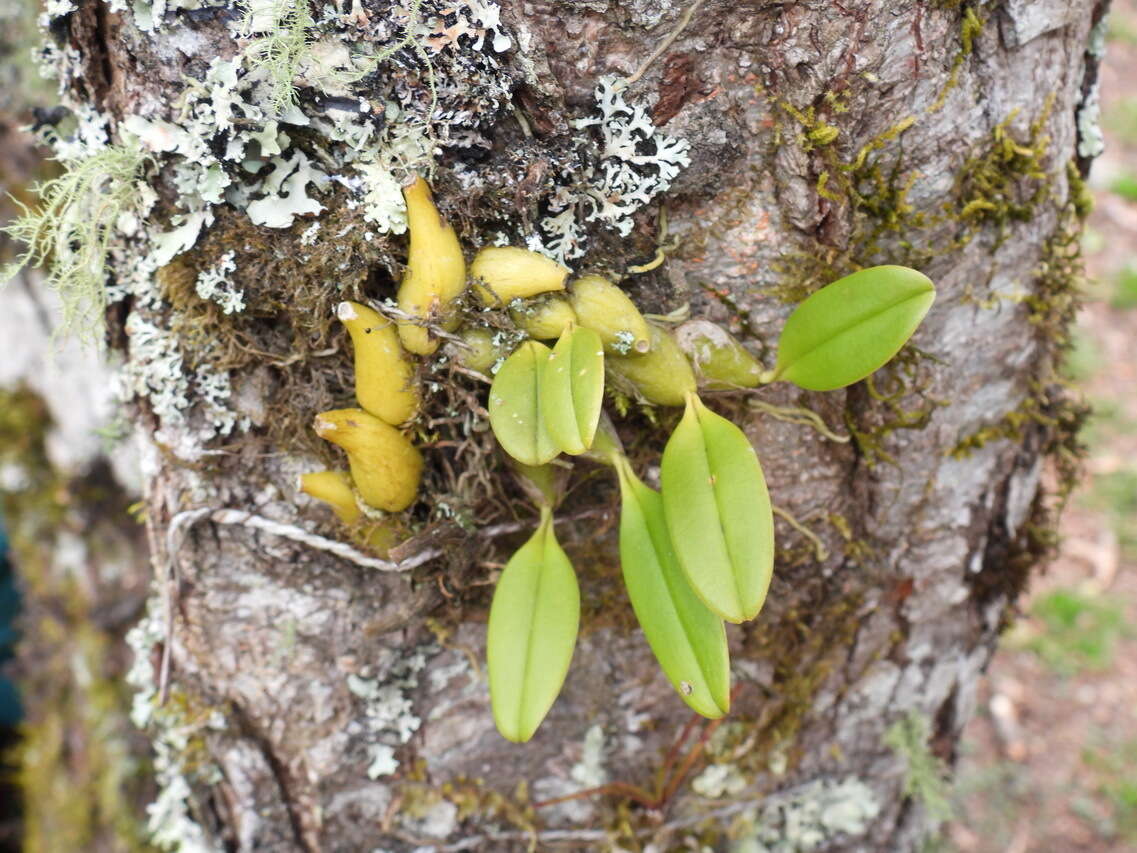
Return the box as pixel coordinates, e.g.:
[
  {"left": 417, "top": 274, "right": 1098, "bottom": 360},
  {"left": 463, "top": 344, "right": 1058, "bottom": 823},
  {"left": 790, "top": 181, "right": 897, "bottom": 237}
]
[
  {"left": 660, "top": 394, "right": 774, "bottom": 623},
  {"left": 615, "top": 457, "right": 730, "bottom": 718},
  {"left": 541, "top": 325, "right": 605, "bottom": 456},
  {"left": 487, "top": 511, "right": 580, "bottom": 742},
  {"left": 489, "top": 341, "right": 559, "bottom": 466},
  {"left": 772, "top": 265, "right": 936, "bottom": 391}
]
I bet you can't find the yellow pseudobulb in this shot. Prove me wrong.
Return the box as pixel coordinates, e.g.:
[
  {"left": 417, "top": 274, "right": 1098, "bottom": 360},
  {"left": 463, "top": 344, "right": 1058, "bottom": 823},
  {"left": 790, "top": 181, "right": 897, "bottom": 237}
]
[
  {"left": 299, "top": 470, "right": 361, "bottom": 524},
  {"left": 510, "top": 294, "right": 578, "bottom": 339},
  {"left": 568, "top": 275, "right": 651, "bottom": 356},
  {"left": 358, "top": 519, "right": 402, "bottom": 556},
  {"left": 313, "top": 408, "right": 423, "bottom": 512},
  {"left": 608, "top": 324, "right": 697, "bottom": 406},
  {"left": 674, "top": 319, "right": 763, "bottom": 389},
  {"left": 397, "top": 177, "right": 467, "bottom": 355},
  {"left": 337, "top": 301, "right": 419, "bottom": 425},
  {"left": 471, "top": 246, "right": 569, "bottom": 305},
  {"left": 450, "top": 326, "right": 506, "bottom": 373}
]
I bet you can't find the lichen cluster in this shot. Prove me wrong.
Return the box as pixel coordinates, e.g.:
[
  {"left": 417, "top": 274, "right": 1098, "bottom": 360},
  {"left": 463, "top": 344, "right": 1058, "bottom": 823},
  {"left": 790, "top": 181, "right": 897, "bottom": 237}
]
[{"left": 6, "top": 0, "right": 694, "bottom": 474}]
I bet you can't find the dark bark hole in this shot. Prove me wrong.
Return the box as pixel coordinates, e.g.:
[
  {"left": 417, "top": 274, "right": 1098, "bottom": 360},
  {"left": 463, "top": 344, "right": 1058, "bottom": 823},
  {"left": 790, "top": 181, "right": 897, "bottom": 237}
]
[
  {"left": 364, "top": 264, "right": 399, "bottom": 302},
  {"left": 932, "top": 684, "right": 959, "bottom": 766}
]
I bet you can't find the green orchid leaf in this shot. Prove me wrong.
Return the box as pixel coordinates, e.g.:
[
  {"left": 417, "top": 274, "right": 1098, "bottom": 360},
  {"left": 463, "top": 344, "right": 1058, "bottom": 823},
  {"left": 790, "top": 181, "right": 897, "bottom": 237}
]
[
  {"left": 771, "top": 265, "right": 936, "bottom": 391},
  {"left": 489, "top": 341, "right": 559, "bottom": 466},
  {"left": 487, "top": 510, "right": 580, "bottom": 743},
  {"left": 660, "top": 394, "right": 775, "bottom": 623},
  {"left": 541, "top": 325, "right": 605, "bottom": 455},
  {"left": 615, "top": 456, "right": 730, "bottom": 718}
]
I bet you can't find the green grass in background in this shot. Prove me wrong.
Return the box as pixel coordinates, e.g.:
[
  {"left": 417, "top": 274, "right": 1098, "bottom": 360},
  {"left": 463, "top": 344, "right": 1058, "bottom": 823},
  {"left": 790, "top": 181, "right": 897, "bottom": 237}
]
[
  {"left": 1109, "top": 14, "right": 1137, "bottom": 46},
  {"left": 1083, "top": 736, "right": 1137, "bottom": 842},
  {"left": 1021, "top": 588, "right": 1126, "bottom": 675},
  {"left": 1110, "top": 172, "right": 1137, "bottom": 203},
  {"left": 1087, "top": 469, "right": 1137, "bottom": 554},
  {"left": 1111, "top": 263, "right": 1137, "bottom": 308},
  {"left": 1062, "top": 328, "right": 1105, "bottom": 381},
  {"left": 1105, "top": 97, "right": 1137, "bottom": 146}
]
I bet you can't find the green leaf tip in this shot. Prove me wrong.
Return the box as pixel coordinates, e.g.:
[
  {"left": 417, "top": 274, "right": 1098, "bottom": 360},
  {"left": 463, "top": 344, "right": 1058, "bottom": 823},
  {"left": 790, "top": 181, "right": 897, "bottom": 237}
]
[
  {"left": 615, "top": 456, "right": 731, "bottom": 718},
  {"left": 660, "top": 395, "right": 775, "bottom": 623},
  {"left": 487, "top": 510, "right": 580, "bottom": 742},
  {"left": 772, "top": 265, "right": 936, "bottom": 391},
  {"left": 488, "top": 340, "right": 559, "bottom": 466},
  {"left": 541, "top": 325, "right": 605, "bottom": 456}
]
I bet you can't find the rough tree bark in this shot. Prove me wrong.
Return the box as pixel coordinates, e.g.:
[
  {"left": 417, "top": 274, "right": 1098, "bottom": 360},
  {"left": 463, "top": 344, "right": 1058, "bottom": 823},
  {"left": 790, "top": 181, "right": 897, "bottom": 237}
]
[{"left": 3, "top": 0, "right": 1109, "bottom": 850}]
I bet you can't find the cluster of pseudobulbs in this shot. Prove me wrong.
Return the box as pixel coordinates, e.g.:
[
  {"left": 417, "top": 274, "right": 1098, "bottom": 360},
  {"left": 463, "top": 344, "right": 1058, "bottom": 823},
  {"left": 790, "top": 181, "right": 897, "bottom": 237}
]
[{"left": 301, "top": 176, "right": 936, "bottom": 743}]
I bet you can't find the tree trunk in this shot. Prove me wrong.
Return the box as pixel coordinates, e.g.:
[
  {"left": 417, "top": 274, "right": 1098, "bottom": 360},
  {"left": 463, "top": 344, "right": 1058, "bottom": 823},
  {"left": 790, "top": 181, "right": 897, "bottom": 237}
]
[{"left": 7, "top": 0, "right": 1107, "bottom": 849}]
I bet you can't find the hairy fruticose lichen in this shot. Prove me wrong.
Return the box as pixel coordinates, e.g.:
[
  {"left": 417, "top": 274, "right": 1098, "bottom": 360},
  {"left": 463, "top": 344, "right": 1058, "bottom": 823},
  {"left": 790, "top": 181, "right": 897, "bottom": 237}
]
[
  {"left": 239, "top": 0, "right": 318, "bottom": 113},
  {"left": 1, "top": 141, "right": 150, "bottom": 338}
]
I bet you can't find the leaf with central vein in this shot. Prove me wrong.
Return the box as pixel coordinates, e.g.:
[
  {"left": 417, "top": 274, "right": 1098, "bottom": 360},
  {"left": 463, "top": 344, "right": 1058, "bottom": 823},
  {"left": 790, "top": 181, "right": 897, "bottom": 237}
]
[
  {"left": 660, "top": 394, "right": 774, "bottom": 623},
  {"left": 542, "top": 325, "right": 605, "bottom": 455},
  {"left": 489, "top": 341, "right": 559, "bottom": 465},
  {"left": 616, "top": 457, "right": 730, "bottom": 717},
  {"left": 487, "top": 512, "right": 580, "bottom": 742},
  {"left": 772, "top": 265, "right": 936, "bottom": 391}
]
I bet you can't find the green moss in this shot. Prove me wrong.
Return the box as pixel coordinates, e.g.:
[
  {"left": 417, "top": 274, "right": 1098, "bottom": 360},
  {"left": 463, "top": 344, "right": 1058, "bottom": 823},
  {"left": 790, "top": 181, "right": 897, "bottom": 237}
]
[
  {"left": 928, "top": 4, "right": 987, "bottom": 114},
  {"left": 393, "top": 774, "right": 536, "bottom": 842},
  {"left": 951, "top": 381, "right": 1078, "bottom": 458},
  {"left": 948, "top": 98, "right": 1056, "bottom": 246},
  {"left": 722, "top": 589, "right": 867, "bottom": 777},
  {"left": 775, "top": 101, "right": 840, "bottom": 155},
  {"left": 959, "top": 6, "right": 984, "bottom": 55},
  {"left": 844, "top": 360, "right": 947, "bottom": 469},
  {"left": 1069, "top": 160, "right": 1096, "bottom": 219},
  {"left": 884, "top": 712, "right": 952, "bottom": 823}
]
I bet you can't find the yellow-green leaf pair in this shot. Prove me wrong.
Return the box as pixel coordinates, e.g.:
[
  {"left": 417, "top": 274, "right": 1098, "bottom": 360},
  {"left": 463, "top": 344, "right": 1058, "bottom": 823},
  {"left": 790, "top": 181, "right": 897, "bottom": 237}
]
[
  {"left": 487, "top": 508, "right": 579, "bottom": 742},
  {"left": 661, "top": 394, "right": 775, "bottom": 625},
  {"left": 488, "top": 325, "right": 605, "bottom": 465}
]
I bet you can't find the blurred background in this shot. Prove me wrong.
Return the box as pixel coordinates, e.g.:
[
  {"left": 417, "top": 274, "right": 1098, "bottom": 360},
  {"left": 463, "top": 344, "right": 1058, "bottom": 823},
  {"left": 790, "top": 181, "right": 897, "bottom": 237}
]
[
  {"left": 0, "top": 1, "right": 1136, "bottom": 851},
  {"left": 946, "top": 2, "right": 1137, "bottom": 849}
]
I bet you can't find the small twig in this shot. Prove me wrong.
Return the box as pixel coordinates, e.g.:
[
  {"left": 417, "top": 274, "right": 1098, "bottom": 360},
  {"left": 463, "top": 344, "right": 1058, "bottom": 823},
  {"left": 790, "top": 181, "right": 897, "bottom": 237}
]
[
  {"left": 533, "top": 684, "right": 741, "bottom": 813},
  {"left": 366, "top": 298, "right": 469, "bottom": 347},
  {"left": 158, "top": 507, "right": 212, "bottom": 703},
  {"left": 511, "top": 105, "right": 533, "bottom": 138},
  {"left": 772, "top": 505, "right": 829, "bottom": 562},
  {"left": 654, "top": 710, "right": 702, "bottom": 791},
  {"left": 167, "top": 507, "right": 442, "bottom": 574},
  {"left": 449, "top": 364, "right": 492, "bottom": 385},
  {"left": 156, "top": 506, "right": 445, "bottom": 703},
  {"left": 658, "top": 707, "right": 729, "bottom": 804},
  {"left": 617, "top": 0, "right": 705, "bottom": 90}
]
